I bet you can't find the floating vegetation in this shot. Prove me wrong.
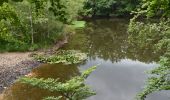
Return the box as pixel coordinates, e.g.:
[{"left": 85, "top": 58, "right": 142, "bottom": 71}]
[{"left": 34, "top": 50, "right": 87, "bottom": 64}]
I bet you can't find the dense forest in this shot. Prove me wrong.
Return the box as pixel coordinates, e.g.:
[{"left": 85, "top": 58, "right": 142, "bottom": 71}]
[
  {"left": 0, "top": 0, "right": 141, "bottom": 52},
  {"left": 0, "top": 0, "right": 170, "bottom": 100}
]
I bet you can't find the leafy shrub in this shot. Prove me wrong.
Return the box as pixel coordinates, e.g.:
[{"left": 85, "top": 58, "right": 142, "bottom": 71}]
[
  {"left": 0, "top": 0, "right": 86, "bottom": 52},
  {"left": 128, "top": 19, "right": 170, "bottom": 51},
  {"left": 128, "top": 0, "right": 170, "bottom": 99},
  {"left": 19, "top": 66, "right": 97, "bottom": 100},
  {"left": 128, "top": 19, "right": 170, "bottom": 100},
  {"left": 83, "top": 0, "right": 140, "bottom": 17}
]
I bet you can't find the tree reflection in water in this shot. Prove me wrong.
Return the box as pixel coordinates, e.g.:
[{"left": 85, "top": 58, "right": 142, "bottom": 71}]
[{"left": 63, "top": 18, "right": 160, "bottom": 63}]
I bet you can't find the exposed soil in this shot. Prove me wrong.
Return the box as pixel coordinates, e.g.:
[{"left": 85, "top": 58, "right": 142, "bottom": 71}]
[
  {"left": 0, "top": 52, "right": 41, "bottom": 93},
  {"left": 0, "top": 36, "right": 68, "bottom": 93}
]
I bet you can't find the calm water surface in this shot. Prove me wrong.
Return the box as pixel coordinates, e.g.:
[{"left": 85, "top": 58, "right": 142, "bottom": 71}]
[{"left": 2, "top": 19, "right": 170, "bottom": 100}]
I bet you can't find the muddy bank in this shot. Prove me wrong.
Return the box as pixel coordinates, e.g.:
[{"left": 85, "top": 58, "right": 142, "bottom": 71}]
[
  {"left": 0, "top": 36, "right": 68, "bottom": 93},
  {"left": 0, "top": 53, "right": 41, "bottom": 93}
]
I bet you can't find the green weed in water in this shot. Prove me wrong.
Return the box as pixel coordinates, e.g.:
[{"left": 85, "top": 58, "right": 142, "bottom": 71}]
[{"left": 34, "top": 50, "right": 87, "bottom": 65}]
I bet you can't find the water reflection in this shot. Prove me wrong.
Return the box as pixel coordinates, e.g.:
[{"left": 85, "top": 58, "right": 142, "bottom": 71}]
[
  {"left": 63, "top": 18, "right": 160, "bottom": 63},
  {"left": 62, "top": 18, "right": 166, "bottom": 100},
  {"left": 1, "top": 18, "right": 164, "bottom": 100},
  {"left": 79, "top": 59, "right": 158, "bottom": 100},
  {"left": 146, "top": 91, "right": 170, "bottom": 100},
  {"left": 31, "top": 64, "right": 80, "bottom": 81},
  {"left": 1, "top": 64, "right": 80, "bottom": 100}
]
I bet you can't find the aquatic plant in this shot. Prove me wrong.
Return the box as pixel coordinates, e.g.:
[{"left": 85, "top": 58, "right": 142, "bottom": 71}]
[
  {"left": 19, "top": 66, "right": 97, "bottom": 100},
  {"left": 34, "top": 50, "right": 87, "bottom": 64}
]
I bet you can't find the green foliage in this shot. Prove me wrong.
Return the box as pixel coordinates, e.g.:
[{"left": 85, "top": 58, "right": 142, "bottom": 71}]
[
  {"left": 139, "top": 0, "right": 170, "bottom": 17},
  {"left": 129, "top": 22, "right": 170, "bottom": 100},
  {"left": 19, "top": 66, "right": 97, "bottom": 100},
  {"left": 0, "top": 0, "right": 86, "bottom": 52},
  {"left": 129, "top": 20, "right": 170, "bottom": 100},
  {"left": 34, "top": 50, "right": 87, "bottom": 64},
  {"left": 136, "top": 54, "right": 170, "bottom": 100},
  {"left": 0, "top": 0, "right": 23, "bottom": 5},
  {"left": 49, "top": 0, "right": 85, "bottom": 23},
  {"left": 128, "top": 0, "right": 170, "bottom": 99},
  {"left": 128, "top": 19, "right": 170, "bottom": 51},
  {"left": 0, "top": 3, "right": 26, "bottom": 43},
  {"left": 83, "top": 0, "right": 140, "bottom": 17}
]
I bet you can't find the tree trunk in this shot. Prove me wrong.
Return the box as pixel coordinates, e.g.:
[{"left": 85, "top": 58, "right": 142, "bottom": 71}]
[{"left": 29, "top": 6, "right": 34, "bottom": 44}]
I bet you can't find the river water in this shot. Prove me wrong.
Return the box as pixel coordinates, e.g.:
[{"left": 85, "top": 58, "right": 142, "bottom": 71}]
[{"left": 1, "top": 18, "right": 170, "bottom": 100}]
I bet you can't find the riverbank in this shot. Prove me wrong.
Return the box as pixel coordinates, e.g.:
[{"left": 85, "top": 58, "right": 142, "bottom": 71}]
[
  {"left": 0, "top": 36, "right": 68, "bottom": 93},
  {"left": 0, "top": 52, "right": 41, "bottom": 93}
]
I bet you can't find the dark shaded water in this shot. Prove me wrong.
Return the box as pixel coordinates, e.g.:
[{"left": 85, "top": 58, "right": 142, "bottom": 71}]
[{"left": 1, "top": 19, "right": 170, "bottom": 100}]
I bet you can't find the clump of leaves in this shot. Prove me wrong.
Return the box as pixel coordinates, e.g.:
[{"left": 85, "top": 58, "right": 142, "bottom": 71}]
[
  {"left": 19, "top": 66, "right": 97, "bottom": 100},
  {"left": 34, "top": 50, "right": 87, "bottom": 64}
]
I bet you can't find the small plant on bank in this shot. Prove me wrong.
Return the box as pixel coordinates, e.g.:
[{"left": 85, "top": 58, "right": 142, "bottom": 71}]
[
  {"left": 34, "top": 50, "right": 87, "bottom": 65},
  {"left": 19, "top": 66, "right": 97, "bottom": 100}
]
